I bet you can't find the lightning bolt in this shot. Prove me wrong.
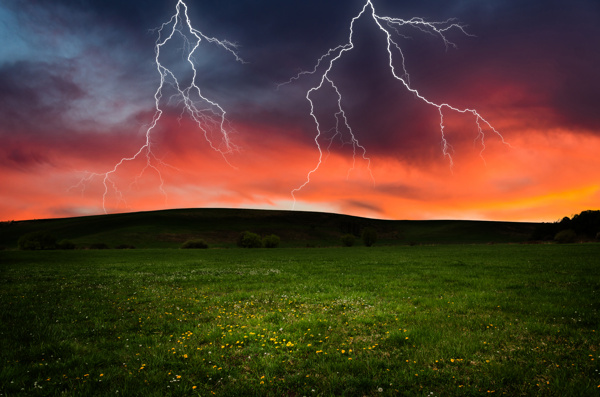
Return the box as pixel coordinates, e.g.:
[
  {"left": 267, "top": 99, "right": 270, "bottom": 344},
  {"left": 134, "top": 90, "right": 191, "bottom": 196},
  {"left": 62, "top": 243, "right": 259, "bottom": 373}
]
[
  {"left": 284, "top": 0, "right": 509, "bottom": 208},
  {"left": 73, "top": 0, "right": 244, "bottom": 213}
]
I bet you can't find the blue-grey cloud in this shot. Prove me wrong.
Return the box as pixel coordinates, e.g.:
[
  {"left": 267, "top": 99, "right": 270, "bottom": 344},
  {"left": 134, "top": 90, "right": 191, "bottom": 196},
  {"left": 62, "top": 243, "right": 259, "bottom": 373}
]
[{"left": 1, "top": 0, "right": 598, "bottom": 163}]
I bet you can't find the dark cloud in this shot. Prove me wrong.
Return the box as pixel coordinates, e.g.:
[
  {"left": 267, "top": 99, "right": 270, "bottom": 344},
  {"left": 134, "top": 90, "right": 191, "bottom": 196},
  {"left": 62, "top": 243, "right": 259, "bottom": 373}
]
[
  {"left": 0, "top": 61, "right": 84, "bottom": 133},
  {"left": 3, "top": 0, "right": 168, "bottom": 37},
  {"left": 376, "top": 183, "right": 431, "bottom": 201},
  {"left": 447, "top": 0, "right": 600, "bottom": 131},
  {"left": 0, "top": 148, "right": 54, "bottom": 171},
  {"left": 2, "top": 0, "right": 599, "bottom": 161},
  {"left": 342, "top": 199, "right": 384, "bottom": 215}
]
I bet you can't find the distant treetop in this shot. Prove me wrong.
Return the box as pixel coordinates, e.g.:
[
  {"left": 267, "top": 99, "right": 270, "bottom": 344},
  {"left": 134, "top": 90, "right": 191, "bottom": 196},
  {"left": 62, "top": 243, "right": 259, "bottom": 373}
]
[{"left": 531, "top": 210, "right": 600, "bottom": 241}]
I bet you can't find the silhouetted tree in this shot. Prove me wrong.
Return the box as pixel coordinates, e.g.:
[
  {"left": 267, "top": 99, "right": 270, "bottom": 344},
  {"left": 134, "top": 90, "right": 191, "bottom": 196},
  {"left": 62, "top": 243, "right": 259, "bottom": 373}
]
[
  {"left": 181, "top": 239, "right": 208, "bottom": 249},
  {"left": 571, "top": 210, "right": 600, "bottom": 237},
  {"left": 554, "top": 229, "right": 577, "bottom": 244},
  {"left": 341, "top": 234, "right": 355, "bottom": 247},
  {"left": 531, "top": 210, "right": 600, "bottom": 241},
  {"left": 263, "top": 234, "right": 280, "bottom": 248},
  {"left": 57, "top": 239, "right": 76, "bottom": 250},
  {"left": 18, "top": 231, "right": 57, "bottom": 250},
  {"left": 237, "top": 231, "right": 263, "bottom": 248},
  {"left": 362, "top": 227, "right": 377, "bottom": 247}
]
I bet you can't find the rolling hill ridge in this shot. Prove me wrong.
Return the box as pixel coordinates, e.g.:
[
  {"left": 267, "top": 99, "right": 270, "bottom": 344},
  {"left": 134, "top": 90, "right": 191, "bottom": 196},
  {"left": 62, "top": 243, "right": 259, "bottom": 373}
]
[{"left": 0, "top": 208, "right": 539, "bottom": 249}]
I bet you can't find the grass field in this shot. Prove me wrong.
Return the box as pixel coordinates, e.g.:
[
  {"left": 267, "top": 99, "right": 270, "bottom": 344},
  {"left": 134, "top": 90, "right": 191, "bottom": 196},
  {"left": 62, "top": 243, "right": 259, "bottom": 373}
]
[{"left": 1, "top": 244, "right": 599, "bottom": 396}]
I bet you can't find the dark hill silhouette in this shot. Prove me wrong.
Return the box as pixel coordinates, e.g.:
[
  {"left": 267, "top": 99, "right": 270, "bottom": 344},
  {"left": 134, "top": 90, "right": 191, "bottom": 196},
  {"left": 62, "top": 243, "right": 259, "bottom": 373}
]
[{"left": 0, "top": 208, "right": 539, "bottom": 249}]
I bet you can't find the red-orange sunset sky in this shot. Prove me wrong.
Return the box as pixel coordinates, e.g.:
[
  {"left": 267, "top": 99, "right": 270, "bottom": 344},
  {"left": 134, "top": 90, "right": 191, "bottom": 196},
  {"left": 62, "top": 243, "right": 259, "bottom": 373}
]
[{"left": 1, "top": 0, "right": 599, "bottom": 222}]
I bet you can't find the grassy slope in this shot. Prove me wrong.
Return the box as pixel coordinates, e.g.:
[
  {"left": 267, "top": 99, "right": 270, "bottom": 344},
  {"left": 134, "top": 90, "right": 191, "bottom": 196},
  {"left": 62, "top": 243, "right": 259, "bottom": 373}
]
[
  {"left": 0, "top": 208, "right": 537, "bottom": 249},
  {"left": 1, "top": 245, "right": 599, "bottom": 396}
]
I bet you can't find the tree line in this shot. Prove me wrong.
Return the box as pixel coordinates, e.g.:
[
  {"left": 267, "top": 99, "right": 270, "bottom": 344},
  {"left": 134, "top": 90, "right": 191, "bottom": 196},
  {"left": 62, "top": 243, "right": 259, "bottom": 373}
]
[{"left": 531, "top": 210, "right": 600, "bottom": 243}]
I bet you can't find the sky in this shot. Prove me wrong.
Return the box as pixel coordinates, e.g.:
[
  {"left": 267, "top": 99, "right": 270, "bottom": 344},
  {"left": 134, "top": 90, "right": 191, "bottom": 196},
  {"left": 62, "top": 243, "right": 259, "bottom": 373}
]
[{"left": 1, "top": 0, "right": 599, "bottom": 222}]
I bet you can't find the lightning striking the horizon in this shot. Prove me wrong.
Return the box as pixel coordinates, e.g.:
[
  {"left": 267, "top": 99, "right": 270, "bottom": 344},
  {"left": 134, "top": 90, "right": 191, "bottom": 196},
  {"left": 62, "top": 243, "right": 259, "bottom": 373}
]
[
  {"left": 285, "top": 0, "right": 509, "bottom": 208},
  {"left": 73, "top": 0, "right": 243, "bottom": 213}
]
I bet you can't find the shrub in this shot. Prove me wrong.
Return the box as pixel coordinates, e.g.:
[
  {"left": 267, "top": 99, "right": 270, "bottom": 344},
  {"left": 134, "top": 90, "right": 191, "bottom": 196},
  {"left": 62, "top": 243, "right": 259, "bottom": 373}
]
[
  {"left": 89, "top": 243, "right": 109, "bottom": 249},
  {"left": 341, "top": 234, "right": 355, "bottom": 247},
  {"left": 237, "top": 231, "right": 263, "bottom": 248},
  {"left": 362, "top": 227, "right": 377, "bottom": 247},
  {"left": 554, "top": 229, "right": 577, "bottom": 244},
  {"left": 181, "top": 239, "right": 208, "bottom": 249},
  {"left": 18, "top": 231, "right": 57, "bottom": 250},
  {"left": 116, "top": 244, "right": 136, "bottom": 249},
  {"left": 263, "top": 234, "right": 280, "bottom": 248},
  {"left": 57, "top": 239, "right": 76, "bottom": 250}
]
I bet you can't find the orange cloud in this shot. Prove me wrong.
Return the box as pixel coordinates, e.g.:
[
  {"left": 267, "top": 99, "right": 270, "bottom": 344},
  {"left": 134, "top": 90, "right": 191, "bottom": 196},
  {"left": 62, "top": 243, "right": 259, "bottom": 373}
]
[{"left": 1, "top": 115, "right": 599, "bottom": 223}]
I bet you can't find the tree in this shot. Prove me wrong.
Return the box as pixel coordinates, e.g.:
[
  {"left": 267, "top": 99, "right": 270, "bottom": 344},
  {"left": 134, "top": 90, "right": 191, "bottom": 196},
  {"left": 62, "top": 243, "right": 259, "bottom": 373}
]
[
  {"left": 570, "top": 210, "right": 600, "bottom": 237},
  {"left": 237, "top": 231, "right": 263, "bottom": 248},
  {"left": 18, "top": 231, "right": 57, "bottom": 250},
  {"left": 341, "top": 234, "right": 355, "bottom": 247},
  {"left": 263, "top": 234, "right": 280, "bottom": 248},
  {"left": 181, "top": 239, "right": 208, "bottom": 249},
  {"left": 531, "top": 210, "right": 600, "bottom": 241},
  {"left": 554, "top": 229, "right": 577, "bottom": 244},
  {"left": 57, "top": 239, "right": 76, "bottom": 250},
  {"left": 362, "top": 227, "right": 377, "bottom": 247}
]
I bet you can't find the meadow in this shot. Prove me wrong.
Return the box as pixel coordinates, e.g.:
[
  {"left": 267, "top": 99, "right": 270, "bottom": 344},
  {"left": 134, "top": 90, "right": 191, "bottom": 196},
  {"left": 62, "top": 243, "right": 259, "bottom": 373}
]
[{"left": 1, "top": 244, "right": 599, "bottom": 396}]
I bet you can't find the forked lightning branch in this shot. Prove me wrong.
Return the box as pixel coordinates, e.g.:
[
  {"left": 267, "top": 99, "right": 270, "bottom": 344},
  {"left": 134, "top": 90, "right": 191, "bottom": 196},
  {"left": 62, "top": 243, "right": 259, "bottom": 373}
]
[
  {"left": 73, "top": 0, "right": 243, "bottom": 213},
  {"left": 75, "top": 0, "right": 509, "bottom": 213},
  {"left": 283, "top": 0, "right": 510, "bottom": 207}
]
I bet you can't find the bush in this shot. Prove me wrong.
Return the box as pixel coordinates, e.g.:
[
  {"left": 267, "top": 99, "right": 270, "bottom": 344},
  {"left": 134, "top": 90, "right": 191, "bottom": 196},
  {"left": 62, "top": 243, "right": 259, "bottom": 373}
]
[
  {"left": 89, "top": 243, "right": 109, "bottom": 249},
  {"left": 237, "top": 231, "right": 263, "bottom": 248},
  {"left": 116, "top": 244, "right": 136, "bottom": 249},
  {"left": 57, "top": 239, "right": 76, "bottom": 250},
  {"left": 554, "top": 229, "right": 577, "bottom": 244},
  {"left": 341, "top": 234, "right": 355, "bottom": 247},
  {"left": 181, "top": 239, "right": 208, "bottom": 249},
  {"left": 18, "top": 231, "right": 57, "bottom": 250},
  {"left": 362, "top": 227, "right": 377, "bottom": 247},
  {"left": 263, "top": 234, "right": 280, "bottom": 248}
]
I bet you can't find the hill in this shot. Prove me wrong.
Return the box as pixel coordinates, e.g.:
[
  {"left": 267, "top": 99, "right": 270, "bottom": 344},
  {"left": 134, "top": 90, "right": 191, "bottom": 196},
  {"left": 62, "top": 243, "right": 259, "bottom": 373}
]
[{"left": 0, "top": 208, "right": 537, "bottom": 249}]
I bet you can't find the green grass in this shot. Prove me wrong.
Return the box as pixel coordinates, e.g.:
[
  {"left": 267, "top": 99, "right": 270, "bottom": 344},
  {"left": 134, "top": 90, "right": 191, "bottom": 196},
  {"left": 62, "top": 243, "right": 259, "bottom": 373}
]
[{"left": 1, "top": 244, "right": 599, "bottom": 395}]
